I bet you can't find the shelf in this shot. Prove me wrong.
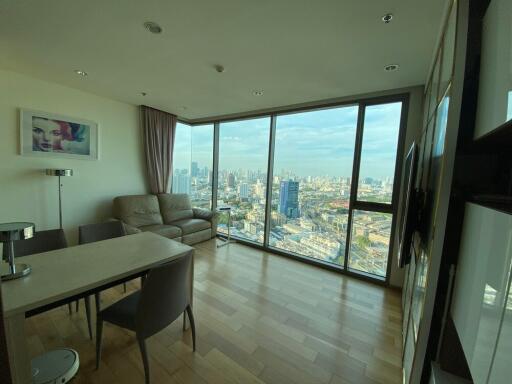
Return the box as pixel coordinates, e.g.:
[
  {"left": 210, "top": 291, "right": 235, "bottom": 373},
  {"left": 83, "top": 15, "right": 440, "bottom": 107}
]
[
  {"left": 470, "top": 119, "right": 512, "bottom": 154},
  {"left": 468, "top": 195, "right": 512, "bottom": 215},
  {"left": 431, "top": 363, "right": 471, "bottom": 384}
]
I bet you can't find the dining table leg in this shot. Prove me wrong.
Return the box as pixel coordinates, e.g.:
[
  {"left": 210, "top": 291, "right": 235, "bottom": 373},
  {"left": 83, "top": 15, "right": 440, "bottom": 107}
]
[{"left": 5, "top": 312, "right": 31, "bottom": 384}]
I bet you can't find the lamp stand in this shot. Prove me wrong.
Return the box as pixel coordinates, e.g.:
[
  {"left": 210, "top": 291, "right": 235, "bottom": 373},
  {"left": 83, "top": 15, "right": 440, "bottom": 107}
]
[
  {"left": 58, "top": 175, "right": 63, "bottom": 229},
  {"left": 46, "top": 169, "right": 72, "bottom": 229}
]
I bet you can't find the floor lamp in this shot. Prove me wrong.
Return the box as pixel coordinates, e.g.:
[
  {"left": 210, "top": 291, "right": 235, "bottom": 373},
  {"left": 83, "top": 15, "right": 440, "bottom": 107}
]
[
  {"left": 40, "top": 169, "right": 79, "bottom": 384},
  {"left": 46, "top": 169, "right": 73, "bottom": 229}
]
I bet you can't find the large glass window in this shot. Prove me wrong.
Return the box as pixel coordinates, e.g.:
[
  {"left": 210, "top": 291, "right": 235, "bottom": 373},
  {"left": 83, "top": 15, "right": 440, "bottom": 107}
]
[
  {"left": 172, "top": 122, "right": 192, "bottom": 194},
  {"left": 185, "top": 95, "right": 406, "bottom": 281},
  {"left": 348, "top": 101, "right": 403, "bottom": 277},
  {"left": 216, "top": 117, "right": 271, "bottom": 244},
  {"left": 357, "top": 102, "right": 402, "bottom": 204},
  {"left": 348, "top": 210, "right": 393, "bottom": 276},
  {"left": 191, "top": 124, "right": 214, "bottom": 208},
  {"left": 268, "top": 106, "right": 358, "bottom": 265},
  {"left": 172, "top": 122, "right": 214, "bottom": 208}
]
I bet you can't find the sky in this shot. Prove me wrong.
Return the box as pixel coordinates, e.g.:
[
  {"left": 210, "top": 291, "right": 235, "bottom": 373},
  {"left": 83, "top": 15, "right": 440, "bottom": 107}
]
[{"left": 173, "top": 102, "right": 402, "bottom": 180}]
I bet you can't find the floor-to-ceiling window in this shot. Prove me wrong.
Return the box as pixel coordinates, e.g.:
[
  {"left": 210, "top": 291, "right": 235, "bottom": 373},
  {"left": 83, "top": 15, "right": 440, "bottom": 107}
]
[
  {"left": 216, "top": 117, "right": 271, "bottom": 244},
  {"left": 177, "top": 95, "right": 405, "bottom": 282},
  {"left": 191, "top": 124, "right": 214, "bottom": 208},
  {"left": 172, "top": 122, "right": 214, "bottom": 207},
  {"left": 172, "top": 121, "right": 192, "bottom": 194},
  {"left": 268, "top": 105, "right": 358, "bottom": 266},
  {"left": 348, "top": 101, "right": 403, "bottom": 277}
]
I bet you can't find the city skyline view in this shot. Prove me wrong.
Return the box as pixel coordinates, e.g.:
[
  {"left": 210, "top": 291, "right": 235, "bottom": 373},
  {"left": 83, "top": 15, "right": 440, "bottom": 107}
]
[
  {"left": 172, "top": 102, "right": 402, "bottom": 277},
  {"left": 173, "top": 102, "right": 402, "bottom": 179}
]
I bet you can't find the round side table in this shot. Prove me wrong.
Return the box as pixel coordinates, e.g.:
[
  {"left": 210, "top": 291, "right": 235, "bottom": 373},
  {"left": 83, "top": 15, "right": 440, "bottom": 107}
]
[{"left": 0, "top": 222, "right": 34, "bottom": 280}]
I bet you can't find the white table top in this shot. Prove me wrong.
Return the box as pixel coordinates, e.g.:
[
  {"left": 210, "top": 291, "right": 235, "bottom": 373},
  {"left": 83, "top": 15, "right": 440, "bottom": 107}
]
[{"left": 1, "top": 232, "right": 193, "bottom": 317}]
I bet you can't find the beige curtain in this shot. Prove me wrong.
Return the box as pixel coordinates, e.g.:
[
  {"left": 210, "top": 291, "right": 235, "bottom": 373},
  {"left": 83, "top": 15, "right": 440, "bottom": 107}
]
[{"left": 141, "top": 105, "right": 177, "bottom": 194}]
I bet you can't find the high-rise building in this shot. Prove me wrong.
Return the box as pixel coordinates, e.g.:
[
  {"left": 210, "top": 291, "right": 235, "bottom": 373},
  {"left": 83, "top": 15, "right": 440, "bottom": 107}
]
[
  {"left": 239, "top": 183, "right": 249, "bottom": 199},
  {"left": 227, "top": 173, "right": 235, "bottom": 188},
  {"left": 191, "top": 161, "right": 199, "bottom": 177},
  {"left": 172, "top": 170, "right": 191, "bottom": 194},
  {"left": 279, "top": 180, "right": 299, "bottom": 219}
]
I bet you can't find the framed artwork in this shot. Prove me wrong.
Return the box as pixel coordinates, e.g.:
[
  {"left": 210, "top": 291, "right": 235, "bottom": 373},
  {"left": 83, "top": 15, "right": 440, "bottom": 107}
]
[{"left": 20, "top": 109, "right": 99, "bottom": 160}]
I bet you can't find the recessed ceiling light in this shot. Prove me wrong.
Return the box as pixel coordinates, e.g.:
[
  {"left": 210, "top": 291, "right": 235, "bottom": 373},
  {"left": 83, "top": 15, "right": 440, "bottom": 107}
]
[
  {"left": 144, "top": 21, "right": 162, "bottom": 34},
  {"left": 214, "top": 64, "right": 225, "bottom": 73},
  {"left": 384, "top": 64, "right": 399, "bottom": 71},
  {"left": 141, "top": 92, "right": 147, "bottom": 96},
  {"left": 382, "top": 13, "right": 393, "bottom": 23},
  {"left": 74, "top": 70, "right": 87, "bottom": 76},
  {"left": 252, "top": 90, "right": 264, "bottom": 96}
]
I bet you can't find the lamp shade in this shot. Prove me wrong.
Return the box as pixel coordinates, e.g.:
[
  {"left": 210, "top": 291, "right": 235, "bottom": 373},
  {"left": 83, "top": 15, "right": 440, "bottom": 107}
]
[
  {"left": 46, "top": 169, "right": 73, "bottom": 177},
  {"left": 0, "top": 222, "right": 35, "bottom": 242}
]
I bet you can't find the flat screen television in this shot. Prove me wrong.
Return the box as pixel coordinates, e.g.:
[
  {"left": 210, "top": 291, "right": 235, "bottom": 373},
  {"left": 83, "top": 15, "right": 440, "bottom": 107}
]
[{"left": 398, "top": 142, "right": 419, "bottom": 268}]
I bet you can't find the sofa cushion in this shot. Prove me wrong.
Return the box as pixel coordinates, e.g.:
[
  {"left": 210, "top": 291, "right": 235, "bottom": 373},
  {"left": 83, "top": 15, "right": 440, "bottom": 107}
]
[
  {"left": 158, "top": 194, "right": 193, "bottom": 223},
  {"left": 113, "top": 195, "right": 163, "bottom": 227},
  {"left": 182, "top": 229, "right": 212, "bottom": 245},
  {"left": 139, "top": 224, "right": 182, "bottom": 239},
  {"left": 171, "top": 218, "right": 211, "bottom": 235}
]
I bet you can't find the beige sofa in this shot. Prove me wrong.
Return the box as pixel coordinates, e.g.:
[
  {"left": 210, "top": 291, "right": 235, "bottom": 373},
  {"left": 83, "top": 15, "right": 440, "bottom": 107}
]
[{"left": 113, "top": 194, "right": 218, "bottom": 245}]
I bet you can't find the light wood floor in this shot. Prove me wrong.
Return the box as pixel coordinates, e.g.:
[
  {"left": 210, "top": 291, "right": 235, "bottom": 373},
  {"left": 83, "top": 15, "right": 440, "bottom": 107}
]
[{"left": 25, "top": 239, "right": 403, "bottom": 384}]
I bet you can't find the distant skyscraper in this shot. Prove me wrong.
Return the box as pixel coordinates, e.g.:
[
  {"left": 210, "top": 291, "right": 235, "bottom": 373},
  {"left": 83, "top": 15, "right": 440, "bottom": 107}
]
[
  {"left": 191, "top": 162, "right": 199, "bottom": 177},
  {"left": 172, "top": 171, "right": 191, "bottom": 194},
  {"left": 239, "top": 183, "right": 249, "bottom": 199},
  {"left": 227, "top": 173, "right": 235, "bottom": 188},
  {"left": 279, "top": 180, "right": 299, "bottom": 219}
]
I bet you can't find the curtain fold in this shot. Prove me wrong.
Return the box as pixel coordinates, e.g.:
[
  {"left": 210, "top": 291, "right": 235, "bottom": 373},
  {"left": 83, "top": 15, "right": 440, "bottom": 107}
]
[{"left": 141, "top": 105, "right": 177, "bottom": 194}]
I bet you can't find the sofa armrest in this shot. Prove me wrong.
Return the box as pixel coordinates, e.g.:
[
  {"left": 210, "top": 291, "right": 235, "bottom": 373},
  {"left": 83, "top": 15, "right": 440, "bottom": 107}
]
[
  {"left": 108, "top": 218, "right": 142, "bottom": 235},
  {"left": 193, "top": 208, "right": 213, "bottom": 220},
  {"left": 193, "top": 208, "right": 219, "bottom": 238},
  {"left": 123, "top": 222, "right": 143, "bottom": 235}
]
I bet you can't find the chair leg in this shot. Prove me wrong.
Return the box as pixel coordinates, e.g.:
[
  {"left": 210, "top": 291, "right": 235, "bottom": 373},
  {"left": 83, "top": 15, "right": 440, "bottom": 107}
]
[
  {"left": 95, "top": 292, "right": 101, "bottom": 314},
  {"left": 75, "top": 300, "right": 79, "bottom": 312},
  {"left": 67, "top": 302, "right": 72, "bottom": 315},
  {"left": 137, "top": 337, "right": 150, "bottom": 384},
  {"left": 185, "top": 305, "right": 196, "bottom": 352},
  {"left": 95, "top": 317, "right": 103, "bottom": 370},
  {"left": 84, "top": 296, "right": 93, "bottom": 340},
  {"left": 123, "top": 282, "right": 127, "bottom": 293}
]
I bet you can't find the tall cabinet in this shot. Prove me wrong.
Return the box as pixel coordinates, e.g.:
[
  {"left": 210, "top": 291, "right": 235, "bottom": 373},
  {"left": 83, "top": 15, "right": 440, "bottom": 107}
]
[
  {"left": 401, "top": 0, "right": 462, "bottom": 382},
  {"left": 406, "top": 0, "right": 512, "bottom": 382},
  {"left": 447, "top": 0, "right": 512, "bottom": 382}
]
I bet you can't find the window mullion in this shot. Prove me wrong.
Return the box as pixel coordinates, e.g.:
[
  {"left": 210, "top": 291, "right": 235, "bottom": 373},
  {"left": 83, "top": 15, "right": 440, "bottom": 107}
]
[
  {"left": 263, "top": 115, "right": 276, "bottom": 247},
  {"left": 345, "top": 103, "right": 366, "bottom": 270}
]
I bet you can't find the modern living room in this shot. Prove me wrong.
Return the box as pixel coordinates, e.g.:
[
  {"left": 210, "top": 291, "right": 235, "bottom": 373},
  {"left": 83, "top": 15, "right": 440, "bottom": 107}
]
[{"left": 2, "top": 0, "right": 512, "bottom": 384}]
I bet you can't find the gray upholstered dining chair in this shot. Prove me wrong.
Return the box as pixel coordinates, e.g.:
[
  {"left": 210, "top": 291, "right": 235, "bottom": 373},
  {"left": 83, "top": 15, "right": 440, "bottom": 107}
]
[
  {"left": 95, "top": 253, "right": 196, "bottom": 384},
  {"left": 12, "top": 229, "right": 94, "bottom": 339},
  {"left": 78, "top": 221, "right": 127, "bottom": 313}
]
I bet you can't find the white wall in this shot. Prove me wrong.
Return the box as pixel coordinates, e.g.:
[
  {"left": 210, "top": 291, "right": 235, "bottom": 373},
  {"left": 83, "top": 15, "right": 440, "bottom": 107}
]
[{"left": 0, "top": 69, "right": 147, "bottom": 245}]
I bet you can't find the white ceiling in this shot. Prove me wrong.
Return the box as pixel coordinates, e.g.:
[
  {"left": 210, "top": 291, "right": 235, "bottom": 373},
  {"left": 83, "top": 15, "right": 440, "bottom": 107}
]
[{"left": 0, "top": 0, "right": 445, "bottom": 120}]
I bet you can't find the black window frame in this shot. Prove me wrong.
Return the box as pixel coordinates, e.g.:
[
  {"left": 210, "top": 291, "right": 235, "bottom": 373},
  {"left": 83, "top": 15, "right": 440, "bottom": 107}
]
[{"left": 176, "top": 92, "right": 409, "bottom": 285}]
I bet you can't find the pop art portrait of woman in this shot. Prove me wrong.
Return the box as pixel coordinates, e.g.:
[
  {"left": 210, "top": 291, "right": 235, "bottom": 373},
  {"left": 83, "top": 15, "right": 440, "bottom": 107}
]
[{"left": 20, "top": 109, "right": 98, "bottom": 160}]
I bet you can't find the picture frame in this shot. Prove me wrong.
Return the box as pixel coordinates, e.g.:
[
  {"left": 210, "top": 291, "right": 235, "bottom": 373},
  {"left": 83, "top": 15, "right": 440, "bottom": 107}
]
[{"left": 20, "top": 108, "right": 99, "bottom": 160}]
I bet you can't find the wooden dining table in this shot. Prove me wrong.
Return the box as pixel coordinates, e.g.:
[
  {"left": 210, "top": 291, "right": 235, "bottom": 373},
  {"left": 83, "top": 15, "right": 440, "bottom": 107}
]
[{"left": 1, "top": 232, "right": 194, "bottom": 384}]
